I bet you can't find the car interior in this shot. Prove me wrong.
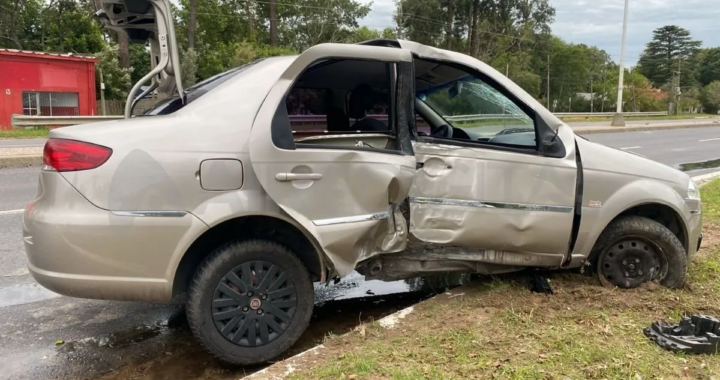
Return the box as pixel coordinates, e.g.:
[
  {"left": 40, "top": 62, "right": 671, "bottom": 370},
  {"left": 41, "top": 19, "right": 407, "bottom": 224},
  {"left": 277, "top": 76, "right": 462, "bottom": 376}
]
[{"left": 285, "top": 56, "right": 538, "bottom": 150}]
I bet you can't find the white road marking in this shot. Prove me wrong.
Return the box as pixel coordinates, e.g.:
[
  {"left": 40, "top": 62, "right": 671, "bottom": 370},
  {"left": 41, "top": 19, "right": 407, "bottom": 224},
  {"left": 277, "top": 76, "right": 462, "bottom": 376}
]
[
  {"left": 619, "top": 146, "right": 641, "bottom": 150},
  {"left": 698, "top": 137, "right": 720, "bottom": 142},
  {"left": 0, "top": 209, "right": 24, "bottom": 216}
]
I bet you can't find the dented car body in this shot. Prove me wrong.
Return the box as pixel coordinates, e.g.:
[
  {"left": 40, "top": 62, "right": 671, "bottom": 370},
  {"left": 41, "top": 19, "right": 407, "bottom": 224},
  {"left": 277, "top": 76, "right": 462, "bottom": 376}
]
[{"left": 23, "top": 0, "right": 703, "bottom": 366}]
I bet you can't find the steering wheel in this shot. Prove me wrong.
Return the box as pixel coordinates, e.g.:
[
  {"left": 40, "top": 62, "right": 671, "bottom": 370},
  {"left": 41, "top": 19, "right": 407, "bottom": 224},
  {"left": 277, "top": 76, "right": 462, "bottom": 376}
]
[{"left": 431, "top": 124, "right": 453, "bottom": 139}]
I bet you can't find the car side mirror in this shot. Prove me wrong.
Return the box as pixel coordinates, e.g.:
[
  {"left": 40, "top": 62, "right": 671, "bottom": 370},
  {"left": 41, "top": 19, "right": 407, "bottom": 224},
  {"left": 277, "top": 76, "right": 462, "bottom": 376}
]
[{"left": 541, "top": 135, "right": 560, "bottom": 154}]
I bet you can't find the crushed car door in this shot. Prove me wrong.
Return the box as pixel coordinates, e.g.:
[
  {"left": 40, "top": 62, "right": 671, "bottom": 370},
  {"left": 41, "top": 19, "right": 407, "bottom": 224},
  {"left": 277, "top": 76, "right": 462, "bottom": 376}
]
[
  {"left": 94, "top": 0, "right": 183, "bottom": 118},
  {"left": 249, "top": 44, "right": 417, "bottom": 277},
  {"left": 408, "top": 57, "right": 579, "bottom": 261}
]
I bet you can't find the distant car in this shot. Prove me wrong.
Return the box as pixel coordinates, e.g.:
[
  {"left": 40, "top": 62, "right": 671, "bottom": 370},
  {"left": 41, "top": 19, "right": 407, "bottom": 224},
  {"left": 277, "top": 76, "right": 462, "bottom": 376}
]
[{"left": 24, "top": 0, "right": 702, "bottom": 366}]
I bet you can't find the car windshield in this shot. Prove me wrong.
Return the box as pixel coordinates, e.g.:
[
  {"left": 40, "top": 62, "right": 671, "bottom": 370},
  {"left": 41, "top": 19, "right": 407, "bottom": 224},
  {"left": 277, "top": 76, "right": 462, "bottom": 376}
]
[
  {"left": 140, "top": 59, "right": 263, "bottom": 116},
  {"left": 416, "top": 75, "right": 534, "bottom": 138}
]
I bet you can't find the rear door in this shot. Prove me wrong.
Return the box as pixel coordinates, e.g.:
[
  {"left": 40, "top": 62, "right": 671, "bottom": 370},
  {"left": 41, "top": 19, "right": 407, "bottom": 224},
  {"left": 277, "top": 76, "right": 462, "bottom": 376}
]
[{"left": 249, "top": 44, "right": 417, "bottom": 277}]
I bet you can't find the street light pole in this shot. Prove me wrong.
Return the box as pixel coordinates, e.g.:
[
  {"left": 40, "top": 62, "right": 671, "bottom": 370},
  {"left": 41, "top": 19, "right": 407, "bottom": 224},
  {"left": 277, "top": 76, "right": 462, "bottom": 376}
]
[{"left": 611, "top": 0, "right": 629, "bottom": 127}]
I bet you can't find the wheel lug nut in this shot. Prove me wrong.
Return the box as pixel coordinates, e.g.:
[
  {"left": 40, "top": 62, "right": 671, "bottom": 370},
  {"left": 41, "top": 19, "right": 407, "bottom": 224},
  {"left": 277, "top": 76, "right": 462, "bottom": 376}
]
[
  {"left": 639, "top": 270, "right": 643, "bottom": 275},
  {"left": 257, "top": 309, "right": 263, "bottom": 315},
  {"left": 247, "top": 291, "right": 253, "bottom": 297},
  {"left": 635, "top": 258, "right": 640, "bottom": 263},
  {"left": 625, "top": 272, "right": 630, "bottom": 277},
  {"left": 243, "top": 306, "right": 249, "bottom": 312},
  {"left": 261, "top": 295, "right": 267, "bottom": 300},
  {"left": 622, "top": 260, "right": 627, "bottom": 265}
]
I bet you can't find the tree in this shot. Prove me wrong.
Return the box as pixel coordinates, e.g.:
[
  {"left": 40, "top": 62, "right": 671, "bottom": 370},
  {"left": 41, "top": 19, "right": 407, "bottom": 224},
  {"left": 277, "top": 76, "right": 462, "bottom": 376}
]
[
  {"left": 187, "top": 0, "right": 197, "bottom": 49},
  {"left": 700, "top": 81, "right": 720, "bottom": 114},
  {"left": 636, "top": 25, "right": 702, "bottom": 88},
  {"left": 180, "top": 47, "right": 198, "bottom": 87},
  {"left": 95, "top": 43, "right": 132, "bottom": 100},
  {"left": 128, "top": 43, "right": 151, "bottom": 84},
  {"left": 697, "top": 47, "right": 720, "bottom": 87},
  {"left": 269, "top": 0, "right": 277, "bottom": 46}
]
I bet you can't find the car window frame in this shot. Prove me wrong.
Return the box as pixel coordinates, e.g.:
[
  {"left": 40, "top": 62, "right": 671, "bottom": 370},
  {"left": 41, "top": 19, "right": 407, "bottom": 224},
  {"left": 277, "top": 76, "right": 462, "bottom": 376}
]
[{"left": 271, "top": 57, "right": 410, "bottom": 156}]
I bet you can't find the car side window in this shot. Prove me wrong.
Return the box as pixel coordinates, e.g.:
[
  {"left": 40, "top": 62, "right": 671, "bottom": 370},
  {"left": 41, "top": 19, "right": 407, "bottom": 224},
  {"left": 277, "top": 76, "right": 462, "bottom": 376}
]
[
  {"left": 283, "top": 59, "right": 395, "bottom": 142},
  {"left": 417, "top": 70, "right": 536, "bottom": 149}
]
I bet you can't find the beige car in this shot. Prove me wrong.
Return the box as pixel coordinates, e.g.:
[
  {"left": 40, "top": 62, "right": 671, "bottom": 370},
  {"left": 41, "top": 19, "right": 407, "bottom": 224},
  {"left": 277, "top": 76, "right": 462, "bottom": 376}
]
[{"left": 24, "top": 0, "right": 702, "bottom": 366}]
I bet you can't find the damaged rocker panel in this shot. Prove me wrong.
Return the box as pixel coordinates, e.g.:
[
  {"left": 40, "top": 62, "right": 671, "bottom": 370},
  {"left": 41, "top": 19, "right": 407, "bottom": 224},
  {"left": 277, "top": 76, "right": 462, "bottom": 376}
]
[{"left": 409, "top": 197, "right": 574, "bottom": 213}]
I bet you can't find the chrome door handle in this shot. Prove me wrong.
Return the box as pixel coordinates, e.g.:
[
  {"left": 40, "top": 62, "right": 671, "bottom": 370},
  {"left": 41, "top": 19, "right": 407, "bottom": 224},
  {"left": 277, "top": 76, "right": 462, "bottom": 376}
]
[{"left": 275, "top": 173, "right": 323, "bottom": 181}]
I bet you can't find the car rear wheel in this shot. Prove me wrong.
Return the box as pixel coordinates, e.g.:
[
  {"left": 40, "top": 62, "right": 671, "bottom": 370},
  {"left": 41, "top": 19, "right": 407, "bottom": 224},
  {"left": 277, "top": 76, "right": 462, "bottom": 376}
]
[
  {"left": 186, "top": 240, "right": 314, "bottom": 365},
  {"left": 591, "top": 216, "right": 687, "bottom": 289}
]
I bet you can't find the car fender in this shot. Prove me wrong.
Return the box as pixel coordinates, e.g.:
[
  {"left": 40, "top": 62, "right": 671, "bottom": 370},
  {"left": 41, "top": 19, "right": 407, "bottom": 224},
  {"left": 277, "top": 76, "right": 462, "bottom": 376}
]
[{"left": 571, "top": 177, "right": 690, "bottom": 262}]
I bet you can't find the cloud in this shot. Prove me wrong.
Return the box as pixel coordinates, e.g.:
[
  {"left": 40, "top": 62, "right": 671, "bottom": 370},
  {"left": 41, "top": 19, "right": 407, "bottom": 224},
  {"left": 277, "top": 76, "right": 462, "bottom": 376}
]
[{"left": 357, "top": 0, "right": 719, "bottom": 65}]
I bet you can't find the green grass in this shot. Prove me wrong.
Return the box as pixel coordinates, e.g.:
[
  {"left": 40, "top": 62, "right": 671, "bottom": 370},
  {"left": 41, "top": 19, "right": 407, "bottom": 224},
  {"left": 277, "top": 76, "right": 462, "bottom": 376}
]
[
  {"left": 702, "top": 178, "right": 720, "bottom": 220},
  {"left": 288, "top": 180, "right": 720, "bottom": 380},
  {"left": 0, "top": 128, "right": 50, "bottom": 139}
]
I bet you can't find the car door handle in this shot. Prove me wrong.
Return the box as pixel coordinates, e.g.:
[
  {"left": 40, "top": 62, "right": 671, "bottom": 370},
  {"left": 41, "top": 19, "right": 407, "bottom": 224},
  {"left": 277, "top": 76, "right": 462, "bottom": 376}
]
[{"left": 275, "top": 173, "right": 323, "bottom": 181}]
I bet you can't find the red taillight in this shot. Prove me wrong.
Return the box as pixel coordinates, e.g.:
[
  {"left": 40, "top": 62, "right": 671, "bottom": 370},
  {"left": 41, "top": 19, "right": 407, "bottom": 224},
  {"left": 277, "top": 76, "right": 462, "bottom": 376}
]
[{"left": 43, "top": 139, "right": 112, "bottom": 172}]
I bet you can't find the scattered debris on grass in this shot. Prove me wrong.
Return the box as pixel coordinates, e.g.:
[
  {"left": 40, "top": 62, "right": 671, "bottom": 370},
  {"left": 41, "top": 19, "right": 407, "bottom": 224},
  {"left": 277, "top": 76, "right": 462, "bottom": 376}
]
[{"left": 644, "top": 315, "right": 720, "bottom": 354}]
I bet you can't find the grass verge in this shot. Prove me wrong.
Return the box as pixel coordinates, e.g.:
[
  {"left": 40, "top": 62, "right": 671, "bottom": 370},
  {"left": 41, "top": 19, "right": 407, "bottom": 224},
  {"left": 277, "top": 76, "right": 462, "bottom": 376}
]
[
  {"left": 285, "top": 180, "right": 720, "bottom": 380},
  {"left": 0, "top": 128, "right": 50, "bottom": 139},
  {"left": 559, "top": 113, "right": 720, "bottom": 123}
]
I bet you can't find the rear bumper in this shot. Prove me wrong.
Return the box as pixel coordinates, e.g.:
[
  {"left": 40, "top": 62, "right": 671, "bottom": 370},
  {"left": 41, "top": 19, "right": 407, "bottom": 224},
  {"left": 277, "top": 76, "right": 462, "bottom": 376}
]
[{"left": 23, "top": 171, "right": 207, "bottom": 302}]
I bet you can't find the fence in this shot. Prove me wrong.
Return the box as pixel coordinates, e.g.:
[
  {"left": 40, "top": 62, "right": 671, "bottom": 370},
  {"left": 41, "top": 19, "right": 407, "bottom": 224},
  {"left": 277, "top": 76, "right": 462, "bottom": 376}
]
[{"left": 99, "top": 98, "right": 164, "bottom": 116}]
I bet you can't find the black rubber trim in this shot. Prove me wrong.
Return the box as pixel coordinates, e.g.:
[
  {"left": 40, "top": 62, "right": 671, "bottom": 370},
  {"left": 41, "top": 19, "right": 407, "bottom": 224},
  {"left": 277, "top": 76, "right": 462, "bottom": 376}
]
[
  {"left": 565, "top": 137, "right": 584, "bottom": 264},
  {"left": 396, "top": 61, "right": 416, "bottom": 156},
  {"left": 271, "top": 101, "right": 296, "bottom": 150}
]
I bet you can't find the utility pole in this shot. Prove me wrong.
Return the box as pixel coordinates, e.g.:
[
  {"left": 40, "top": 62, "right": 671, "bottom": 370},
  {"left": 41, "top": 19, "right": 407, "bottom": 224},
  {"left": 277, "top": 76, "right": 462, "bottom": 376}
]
[
  {"left": 546, "top": 54, "right": 550, "bottom": 109},
  {"left": 611, "top": 0, "right": 629, "bottom": 127},
  {"left": 99, "top": 67, "right": 106, "bottom": 116},
  {"left": 590, "top": 76, "right": 594, "bottom": 113}
]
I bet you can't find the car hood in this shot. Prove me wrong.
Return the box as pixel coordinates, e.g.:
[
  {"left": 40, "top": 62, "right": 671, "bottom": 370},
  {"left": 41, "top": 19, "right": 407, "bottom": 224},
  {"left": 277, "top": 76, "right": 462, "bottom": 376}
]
[{"left": 575, "top": 135, "right": 690, "bottom": 187}]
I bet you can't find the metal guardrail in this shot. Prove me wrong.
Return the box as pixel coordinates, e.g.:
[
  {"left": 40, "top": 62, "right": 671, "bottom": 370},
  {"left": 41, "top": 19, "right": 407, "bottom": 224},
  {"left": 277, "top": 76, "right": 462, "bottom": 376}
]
[
  {"left": 10, "top": 111, "right": 670, "bottom": 128},
  {"left": 554, "top": 111, "right": 668, "bottom": 117},
  {"left": 12, "top": 114, "right": 123, "bottom": 127}
]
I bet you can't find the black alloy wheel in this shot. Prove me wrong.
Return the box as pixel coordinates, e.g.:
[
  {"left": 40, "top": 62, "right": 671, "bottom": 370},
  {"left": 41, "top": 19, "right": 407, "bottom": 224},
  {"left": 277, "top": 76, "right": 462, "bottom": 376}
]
[
  {"left": 212, "top": 260, "right": 297, "bottom": 347},
  {"left": 186, "top": 240, "right": 314, "bottom": 366}
]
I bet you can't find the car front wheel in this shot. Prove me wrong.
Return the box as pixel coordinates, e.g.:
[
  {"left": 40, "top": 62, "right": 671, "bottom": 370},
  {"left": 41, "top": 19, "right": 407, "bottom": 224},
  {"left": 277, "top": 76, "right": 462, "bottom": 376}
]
[
  {"left": 591, "top": 216, "right": 687, "bottom": 289},
  {"left": 186, "top": 240, "right": 314, "bottom": 365}
]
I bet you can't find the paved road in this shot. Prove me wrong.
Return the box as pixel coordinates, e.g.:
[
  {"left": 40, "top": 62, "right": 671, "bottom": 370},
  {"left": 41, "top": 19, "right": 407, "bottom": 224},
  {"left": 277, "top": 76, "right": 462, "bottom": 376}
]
[
  {"left": 578, "top": 126, "right": 720, "bottom": 176},
  {"left": 1, "top": 125, "right": 720, "bottom": 379}
]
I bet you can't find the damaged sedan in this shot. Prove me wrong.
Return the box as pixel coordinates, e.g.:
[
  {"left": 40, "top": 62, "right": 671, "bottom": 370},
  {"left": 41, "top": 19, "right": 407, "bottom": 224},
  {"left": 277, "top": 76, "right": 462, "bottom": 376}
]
[{"left": 23, "top": 0, "right": 702, "bottom": 366}]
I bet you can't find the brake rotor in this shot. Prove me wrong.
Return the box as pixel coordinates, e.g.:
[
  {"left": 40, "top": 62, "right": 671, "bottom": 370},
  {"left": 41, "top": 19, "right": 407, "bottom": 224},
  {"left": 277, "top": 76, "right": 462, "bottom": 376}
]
[{"left": 598, "top": 238, "right": 665, "bottom": 288}]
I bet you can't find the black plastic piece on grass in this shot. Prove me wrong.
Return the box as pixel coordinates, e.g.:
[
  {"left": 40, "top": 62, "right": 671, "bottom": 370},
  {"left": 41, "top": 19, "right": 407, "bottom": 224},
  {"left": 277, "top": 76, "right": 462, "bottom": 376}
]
[
  {"left": 530, "top": 272, "right": 553, "bottom": 295},
  {"left": 644, "top": 315, "right": 720, "bottom": 354}
]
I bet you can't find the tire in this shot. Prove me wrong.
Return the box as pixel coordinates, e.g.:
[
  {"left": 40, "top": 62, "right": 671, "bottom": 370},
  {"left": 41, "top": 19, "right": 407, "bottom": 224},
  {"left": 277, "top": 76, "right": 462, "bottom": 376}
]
[
  {"left": 590, "top": 216, "right": 687, "bottom": 289},
  {"left": 186, "top": 240, "right": 314, "bottom": 366}
]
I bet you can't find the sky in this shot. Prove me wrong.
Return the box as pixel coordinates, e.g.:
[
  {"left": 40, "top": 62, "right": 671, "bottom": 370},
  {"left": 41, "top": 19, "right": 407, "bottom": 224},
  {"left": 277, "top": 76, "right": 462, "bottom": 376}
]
[{"left": 356, "top": 0, "right": 719, "bottom": 66}]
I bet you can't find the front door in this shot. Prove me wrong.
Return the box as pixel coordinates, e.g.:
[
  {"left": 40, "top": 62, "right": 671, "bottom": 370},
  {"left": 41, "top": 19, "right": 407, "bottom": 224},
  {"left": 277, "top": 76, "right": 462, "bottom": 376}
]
[
  {"left": 249, "top": 44, "right": 418, "bottom": 277},
  {"left": 408, "top": 58, "right": 578, "bottom": 258}
]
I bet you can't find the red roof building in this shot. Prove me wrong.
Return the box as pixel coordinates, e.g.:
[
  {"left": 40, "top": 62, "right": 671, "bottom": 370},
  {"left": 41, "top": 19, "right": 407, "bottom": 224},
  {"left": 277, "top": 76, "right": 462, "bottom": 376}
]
[{"left": 0, "top": 49, "right": 99, "bottom": 130}]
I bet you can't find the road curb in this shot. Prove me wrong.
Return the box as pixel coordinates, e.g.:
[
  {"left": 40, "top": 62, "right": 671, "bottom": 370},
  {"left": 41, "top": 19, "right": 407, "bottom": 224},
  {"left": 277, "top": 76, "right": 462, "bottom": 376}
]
[
  {"left": 573, "top": 121, "right": 720, "bottom": 134},
  {"left": 0, "top": 155, "right": 42, "bottom": 169},
  {"left": 692, "top": 171, "right": 720, "bottom": 186},
  {"left": 243, "top": 301, "right": 424, "bottom": 379}
]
